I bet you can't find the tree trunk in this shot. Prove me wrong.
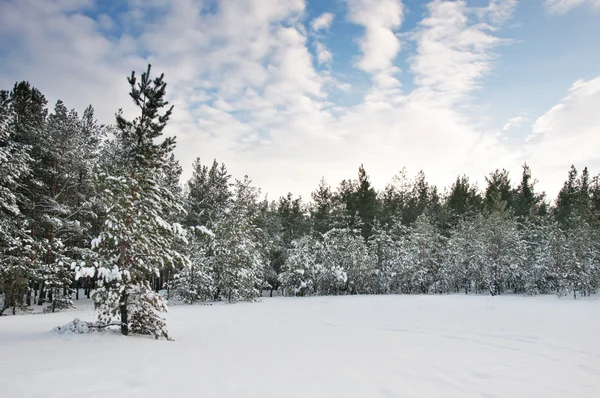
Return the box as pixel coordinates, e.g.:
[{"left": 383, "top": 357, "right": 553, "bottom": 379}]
[
  {"left": 120, "top": 291, "right": 129, "bottom": 336},
  {"left": 26, "top": 286, "right": 32, "bottom": 306},
  {"left": 85, "top": 278, "right": 91, "bottom": 299},
  {"left": 37, "top": 281, "right": 45, "bottom": 305}
]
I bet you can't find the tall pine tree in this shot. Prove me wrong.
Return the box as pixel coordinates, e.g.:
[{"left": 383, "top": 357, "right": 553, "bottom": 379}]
[{"left": 81, "top": 65, "right": 187, "bottom": 338}]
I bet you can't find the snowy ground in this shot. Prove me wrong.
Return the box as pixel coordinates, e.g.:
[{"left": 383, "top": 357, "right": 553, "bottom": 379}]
[{"left": 1, "top": 294, "right": 599, "bottom": 398}]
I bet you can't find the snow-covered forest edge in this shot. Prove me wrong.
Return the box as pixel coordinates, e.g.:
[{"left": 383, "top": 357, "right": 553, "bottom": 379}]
[{"left": 1, "top": 66, "right": 599, "bottom": 339}]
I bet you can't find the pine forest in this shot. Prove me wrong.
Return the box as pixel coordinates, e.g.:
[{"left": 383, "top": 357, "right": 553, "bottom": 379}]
[{"left": 1, "top": 66, "right": 599, "bottom": 339}]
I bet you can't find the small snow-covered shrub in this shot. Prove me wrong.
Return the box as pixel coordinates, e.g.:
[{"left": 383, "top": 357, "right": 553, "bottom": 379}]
[{"left": 52, "top": 318, "right": 93, "bottom": 334}]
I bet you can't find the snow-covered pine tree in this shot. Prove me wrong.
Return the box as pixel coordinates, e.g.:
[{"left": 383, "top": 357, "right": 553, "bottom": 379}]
[
  {"left": 185, "top": 158, "right": 231, "bottom": 228},
  {"left": 378, "top": 168, "right": 412, "bottom": 228},
  {"left": 479, "top": 194, "right": 525, "bottom": 296},
  {"left": 82, "top": 65, "right": 187, "bottom": 338},
  {"left": 68, "top": 106, "right": 106, "bottom": 301},
  {"left": 155, "top": 153, "right": 186, "bottom": 294},
  {"left": 0, "top": 90, "right": 36, "bottom": 315},
  {"left": 172, "top": 158, "right": 231, "bottom": 302},
  {"left": 209, "top": 176, "right": 269, "bottom": 302},
  {"left": 408, "top": 213, "right": 447, "bottom": 294},
  {"left": 256, "top": 198, "right": 286, "bottom": 296},
  {"left": 368, "top": 222, "right": 399, "bottom": 294},
  {"left": 544, "top": 222, "right": 574, "bottom": 297},
  {"left": 564, "top": 217, "right": 597, "bottom": 298},
  {"left": 321, "top": 227, "right": 373, "bottom": 294},
  {"left": 403, "top": 170, "right": 432, "bottom": 226},
  {"left": 446, "top": 216, "right": 485, "bottom": 294},
  {"left": 445, "top": 175, "right": 483, "bottom": 229},
  {"left": 170, "top": 159, "right": 216, "bottom": 304},
  {"left": 36, "top": 101, "right": 105, "bottom": 312},
  {"left": 388, "top": 225, "right": 414, "bottom": 294},
  {"left": 279, "top": 234, "right": 323, "bottom": 296},
  {"left": 310, "top": 178, "right": 336, "bottom": 236},
  {"left": 520, "top": 218, "right": 553, "bottom": 295},
  {"left": 3, "top": 82, "right": 48, "bottom": 309},
  {"left": 170, "top": 227, "right": 214, "bottom": 303}
]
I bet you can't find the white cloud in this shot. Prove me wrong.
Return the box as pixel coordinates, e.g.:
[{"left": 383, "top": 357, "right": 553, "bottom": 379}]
[
  {"left": 485, "top": 0, "right": 517, "bottom": 24},
  {"left": 527, "top": 76, "right": 600, "bottom": 194},
  {"left": 347, "top": 0, "right": 403, "bottom": 74},
  {"left": 410, "top": 0, "right": 515, "bottom": 106},
  {"left": 345, "top": 0, "right": 404, "bottom": 105},
  {"left": 0, "top": 0, "right": 142, "bottom": 123},
  {"left": 310, "top": 12, "right": 334, "bottom": 31},
  {"left": 502, "top": 115, "right": 527, "bottom": 131},
  {"left": 315, "top": 42, "right": 333, "bottom": 64},
  {"left": 0, "top": 0, "right": 547, "bottom": 200},
  {"left": 544, "top": 0, "right": 600, "bottom": 14},
  {"left": 309, "top": 12, "right": 334, "bottom": 66}
]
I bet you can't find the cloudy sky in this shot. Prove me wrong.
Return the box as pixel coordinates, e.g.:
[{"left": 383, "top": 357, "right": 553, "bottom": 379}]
[{"left": 1, "top": 0, "right": 599, "bottom": 200}]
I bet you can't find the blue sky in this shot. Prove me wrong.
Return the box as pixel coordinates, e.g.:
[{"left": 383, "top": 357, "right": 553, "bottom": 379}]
[{"left": 0, "top": 0, "right": 599, "bottom": 200}]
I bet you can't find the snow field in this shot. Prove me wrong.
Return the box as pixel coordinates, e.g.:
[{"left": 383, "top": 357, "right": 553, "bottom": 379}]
[{"left": 0, "top": 294, "right": 599, "bottom": 398}]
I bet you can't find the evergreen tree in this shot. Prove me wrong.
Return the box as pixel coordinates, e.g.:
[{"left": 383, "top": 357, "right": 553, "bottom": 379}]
[
  {"left": 208, "top": 177, "right": 268, "bottom": 302},
  {"left": 403, "top": 170, "right": 431, "bottom": 225},
  {"left": 279, "top": 235, "right": 324, "bottom": 296},
  {"left": 0, "top": 90, "right": 36, "bottom": 314},
  {"left": 321, "top": 228, "right": 374, "bottom": 294},
  {"left": 170, "top": 227, "right": 214, "bottom": 303},
  {"left": 379, "top": 168, "right": 411, "bottom": 228},
  {"left": 277, "top": 193, "right": 309, "bottom": 245},
  {"left": 564, "top": 218, "right": 598, "bottom": 298},
  {"left": 80, "top": 65, "right": 187, "bottom": 338},
  {"left": 256, "top": 199, "right": 285, "bottom": 296},
  {"left": 446, "top": 215, "right": 486, "bottom": 294},
  {"left": 6, "top": 82, "right": 49, "bottom": 307},
  {"left": 353, "top": 165, "right": 378, "bottom": 240},
  {"left": 445, "top": 175, "right": 483, "bottom": 226},
  {"left": 554, "top": 165, "right": 579, "bottom": 228},
  {"left": 36, "top": 101, "right": 104, "bottom": 311},
  {"left": 266, "top": 193, "right": 309, "bottom": 292},
  {"left": 335, "top": 165, "right": 378, "bottom": 240},
  {"left": 409, "top": 214, "right": 447, "bottom": 294},
  {"left": 484, "top": 169, "right": 514, "bottom": 212},
  {"left": 368, "top": 222, "right": 400, "bottom": 294},
  {"left": 513, "top": 163, "right": 545, "bottom": 221},
  {"left": 185, "top": 158, "right": 231, "bottom": 228},
  {"left": 520, "top": 218, "right": 553, "bottom": 295},
  {"left": 310, "top": 178, "right": 335, "bottom": 236},
  {"left": 480, "top": 194, "right": 524, "bottom": 295}
]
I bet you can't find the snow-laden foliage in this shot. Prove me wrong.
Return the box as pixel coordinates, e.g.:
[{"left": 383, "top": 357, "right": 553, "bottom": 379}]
[
  {"left": 280, "top": 228, "right": 375, "bottom": 296},
  {"left": 321, "top": 228, "right": 372, "bottom": 294},
  {"left": 76, "top": 66, "right": 188, "bottom": 338},
  {"left": 171, "top": 163, "right": 270, "bottom": 304},
  {"left": 208, "top": 177, "right": 269, "bottom": 302},
  {"left": 170, "top": 230, "right": 214, "bottom": 303},
  {"left": 0, "top": 88, "right": 36, "bottom": 315},
  {"left": 280, "top": 204, "right": 599, "bottom": 298},
  {"left": 52, "top": 318, "right": 93, "bottom": 334},
  {"left": 279, "top": 235, "right": 325, "bottom": 296}
]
